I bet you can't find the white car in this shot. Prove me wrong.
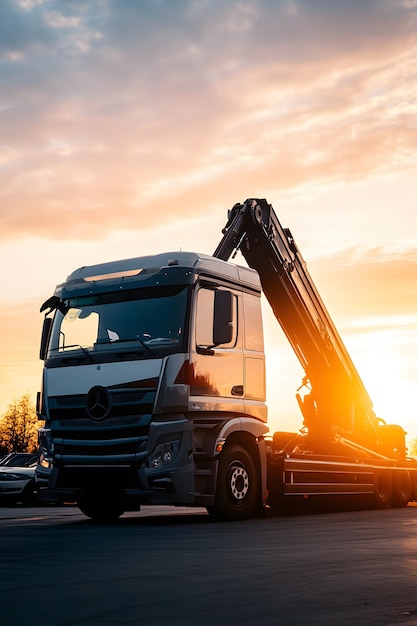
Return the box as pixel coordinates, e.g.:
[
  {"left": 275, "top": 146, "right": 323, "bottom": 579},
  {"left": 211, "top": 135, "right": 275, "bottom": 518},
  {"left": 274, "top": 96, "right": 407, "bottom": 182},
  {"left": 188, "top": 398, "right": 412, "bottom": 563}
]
[
  {"left": 0, "top": 452, "right": 37, "bottom": 467},
  {"left": 0, "top": 463, "right": 37, "bottom": 504}
]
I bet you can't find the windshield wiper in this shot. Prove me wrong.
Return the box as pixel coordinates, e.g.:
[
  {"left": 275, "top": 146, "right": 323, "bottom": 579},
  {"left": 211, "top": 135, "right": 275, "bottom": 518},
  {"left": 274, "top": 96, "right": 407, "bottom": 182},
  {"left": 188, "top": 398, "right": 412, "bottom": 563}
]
[
  {"left": 59, "top": 344, "right": 95, "bottom": 363},
  {"left": 109, "top": 338, "right": 157, "bottom": 357}
]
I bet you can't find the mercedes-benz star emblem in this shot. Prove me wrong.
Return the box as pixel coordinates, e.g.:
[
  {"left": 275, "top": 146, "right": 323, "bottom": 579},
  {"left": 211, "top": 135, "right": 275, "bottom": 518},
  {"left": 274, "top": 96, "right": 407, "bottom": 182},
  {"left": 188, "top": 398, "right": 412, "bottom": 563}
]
[{"left": 86, "top": 386, "right": 112, "bottom": 421}]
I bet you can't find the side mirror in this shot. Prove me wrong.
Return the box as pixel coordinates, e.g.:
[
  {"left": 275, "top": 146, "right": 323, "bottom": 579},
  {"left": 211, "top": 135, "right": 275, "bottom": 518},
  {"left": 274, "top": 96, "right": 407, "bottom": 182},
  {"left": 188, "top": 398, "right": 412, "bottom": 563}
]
[
  {"left": 213, "top": 290, "right": 233, "bottom": 346},
  {"left": 40, "top": 317, "right": 52, "bottom": 361}
]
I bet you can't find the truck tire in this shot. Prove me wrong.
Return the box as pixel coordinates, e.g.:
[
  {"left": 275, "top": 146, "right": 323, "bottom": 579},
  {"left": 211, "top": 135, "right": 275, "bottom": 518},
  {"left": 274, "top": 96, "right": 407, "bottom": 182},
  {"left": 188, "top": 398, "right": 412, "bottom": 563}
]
[
  {"left": 208, "top": 444, "right": 258, "bottom": 521},
  {"left": 78, "top": 499, "right": 125, "bottom": 522},
  {"left": 391, "top": 470, "right": 411, "bottom": 507},
  {"left": 411, "top": 469, "right": 417, "bottom": 502},
  {"left": 373, "top": 470, "right": 392, "bottom": 508}
]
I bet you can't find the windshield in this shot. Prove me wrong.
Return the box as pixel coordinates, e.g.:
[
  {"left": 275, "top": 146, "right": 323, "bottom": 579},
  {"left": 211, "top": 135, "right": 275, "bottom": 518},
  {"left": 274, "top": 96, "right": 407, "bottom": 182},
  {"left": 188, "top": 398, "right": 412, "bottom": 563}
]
[{"left": 47, "top": 286, "right": 188, "bottom": 361}]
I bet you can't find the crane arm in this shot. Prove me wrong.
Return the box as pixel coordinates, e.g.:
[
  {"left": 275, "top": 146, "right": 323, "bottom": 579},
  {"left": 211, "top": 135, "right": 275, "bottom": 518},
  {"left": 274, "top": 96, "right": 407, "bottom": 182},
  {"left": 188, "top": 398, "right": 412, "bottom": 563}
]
[{"left": 214, "top": 199, "right": 402, "bottom": 454}]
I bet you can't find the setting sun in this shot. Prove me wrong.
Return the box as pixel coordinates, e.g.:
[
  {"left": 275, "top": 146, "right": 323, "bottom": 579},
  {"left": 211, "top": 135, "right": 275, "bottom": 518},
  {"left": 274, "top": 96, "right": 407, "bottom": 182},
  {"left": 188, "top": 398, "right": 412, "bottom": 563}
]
[{"left": 347, "top": 324, "right": 417, "bottom": 441}]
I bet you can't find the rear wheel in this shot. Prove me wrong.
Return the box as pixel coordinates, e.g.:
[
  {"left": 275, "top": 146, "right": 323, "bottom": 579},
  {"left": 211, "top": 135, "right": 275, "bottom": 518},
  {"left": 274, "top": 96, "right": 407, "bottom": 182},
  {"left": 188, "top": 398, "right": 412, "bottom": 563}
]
[
  {"left": 208, "top": 444, "right": 258, "bottom": 521},
  {"left": 373, "top": 470, "right": 392, "bottom": 508},
  {"left": 78, "top": 498, "right": 125, "bottom": 522},
  {"left": 410, "top": 470, "right": 417, "bottom": 502},
  {"left": 391, "top": 470, "right": 411, "bottom": 507}
]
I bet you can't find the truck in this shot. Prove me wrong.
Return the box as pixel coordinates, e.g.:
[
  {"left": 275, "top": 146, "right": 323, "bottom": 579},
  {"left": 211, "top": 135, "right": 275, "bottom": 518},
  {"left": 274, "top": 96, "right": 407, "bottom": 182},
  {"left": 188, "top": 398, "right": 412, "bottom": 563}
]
[{"left": 36, "top": 198, "right": 416, "bottom": 521}]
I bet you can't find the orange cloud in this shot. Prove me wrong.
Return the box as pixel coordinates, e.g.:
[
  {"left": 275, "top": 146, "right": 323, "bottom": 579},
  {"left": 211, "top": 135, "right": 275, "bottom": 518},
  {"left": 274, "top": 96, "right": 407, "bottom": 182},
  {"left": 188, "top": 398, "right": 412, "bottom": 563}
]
[
  {"left": 0, "top": 1, "right": 416, "bottom": 240},
  {"left": 310, "top": 247, "right": 417, "bottom": 319}
]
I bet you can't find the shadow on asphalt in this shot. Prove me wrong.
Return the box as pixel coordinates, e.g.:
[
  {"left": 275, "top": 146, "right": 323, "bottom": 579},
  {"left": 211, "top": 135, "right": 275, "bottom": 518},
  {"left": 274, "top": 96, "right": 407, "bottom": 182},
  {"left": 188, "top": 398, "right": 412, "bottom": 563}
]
[
  {"left": 3, "top": 493, "right": 412, "bottom": 528},
  {"left": 66, "top": 494, "right": 388, "bottom": 527}
]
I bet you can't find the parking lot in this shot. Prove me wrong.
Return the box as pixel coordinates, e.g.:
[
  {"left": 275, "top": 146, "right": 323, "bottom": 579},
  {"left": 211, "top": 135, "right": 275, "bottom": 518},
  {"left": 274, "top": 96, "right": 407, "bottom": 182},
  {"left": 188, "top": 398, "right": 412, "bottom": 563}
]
[{"left": 1, "top": 503, "right": 417, "bottom": 625}]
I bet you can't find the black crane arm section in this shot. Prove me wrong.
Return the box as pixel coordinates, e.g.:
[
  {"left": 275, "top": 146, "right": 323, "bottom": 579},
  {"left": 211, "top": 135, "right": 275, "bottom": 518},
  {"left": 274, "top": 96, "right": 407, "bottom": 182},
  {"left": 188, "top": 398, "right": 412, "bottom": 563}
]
[{"left": 214, "top": 198, "right": 406, "bottom": 457}]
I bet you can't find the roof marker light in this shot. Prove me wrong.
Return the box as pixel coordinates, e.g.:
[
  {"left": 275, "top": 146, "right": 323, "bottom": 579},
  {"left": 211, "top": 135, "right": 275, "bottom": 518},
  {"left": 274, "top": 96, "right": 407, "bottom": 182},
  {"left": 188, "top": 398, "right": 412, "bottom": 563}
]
[{"left": 83, "top": 269, "right": 143, "bottom": 282}]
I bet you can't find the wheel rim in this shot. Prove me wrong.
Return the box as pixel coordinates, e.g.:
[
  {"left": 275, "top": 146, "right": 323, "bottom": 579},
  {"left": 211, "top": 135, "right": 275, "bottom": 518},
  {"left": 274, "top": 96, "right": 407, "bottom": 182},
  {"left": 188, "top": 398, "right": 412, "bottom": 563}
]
[{"left": 229, "top": 463, "right": 249, "bottom": 501}]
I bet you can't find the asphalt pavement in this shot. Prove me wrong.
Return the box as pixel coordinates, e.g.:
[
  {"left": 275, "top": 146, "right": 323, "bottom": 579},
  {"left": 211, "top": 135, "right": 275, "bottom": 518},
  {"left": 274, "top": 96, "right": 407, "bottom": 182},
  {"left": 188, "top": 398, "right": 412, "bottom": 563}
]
[{"left": 1, "top": 503, "right": 417, "bottom": 626}]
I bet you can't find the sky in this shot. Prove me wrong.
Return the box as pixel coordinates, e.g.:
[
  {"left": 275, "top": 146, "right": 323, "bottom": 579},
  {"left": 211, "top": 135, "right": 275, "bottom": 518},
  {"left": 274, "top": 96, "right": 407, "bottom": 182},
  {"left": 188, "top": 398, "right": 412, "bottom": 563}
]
[{"left": 1, "top": 0, "right": 416, "bottom": 444}]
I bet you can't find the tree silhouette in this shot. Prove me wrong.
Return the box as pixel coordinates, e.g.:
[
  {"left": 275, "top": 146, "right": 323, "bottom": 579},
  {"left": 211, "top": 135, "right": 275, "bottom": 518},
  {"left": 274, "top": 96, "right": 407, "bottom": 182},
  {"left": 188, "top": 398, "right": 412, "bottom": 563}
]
[
  {"left": 409, "top": 438, "right": 417, "bottom": 459},
  {"left": 0, "top": 394, "right": 40, "bottom": 455}
]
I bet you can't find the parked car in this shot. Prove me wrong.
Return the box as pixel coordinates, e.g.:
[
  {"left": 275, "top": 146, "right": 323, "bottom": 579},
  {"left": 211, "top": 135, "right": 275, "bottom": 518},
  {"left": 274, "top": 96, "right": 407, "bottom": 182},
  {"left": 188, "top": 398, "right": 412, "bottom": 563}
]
[
  {"left": 0, "top": 462, "right": 37, "bottom": 505},
  {"left": 0, "top": 452, "right": 37, "bottom": 468}
]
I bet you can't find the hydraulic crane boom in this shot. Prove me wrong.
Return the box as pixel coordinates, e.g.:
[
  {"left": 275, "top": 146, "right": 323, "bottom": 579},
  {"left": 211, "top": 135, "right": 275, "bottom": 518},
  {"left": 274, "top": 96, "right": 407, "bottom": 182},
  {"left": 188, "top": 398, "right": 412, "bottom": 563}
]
[{"left": 214, "top": 198, "right": 405, "bottom": 458}]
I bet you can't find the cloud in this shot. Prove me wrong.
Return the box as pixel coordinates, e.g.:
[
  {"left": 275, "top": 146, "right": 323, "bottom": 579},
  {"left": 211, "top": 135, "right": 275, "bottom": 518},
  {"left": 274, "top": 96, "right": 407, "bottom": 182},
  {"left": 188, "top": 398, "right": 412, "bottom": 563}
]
[
  {"left": 310, "top": 246, "right": 417, "bottom": 320},
  {"left": 0, "top": 297, "right": 43, "bottom": 411},
  {"left": 0, "top": 0, "right": 416, "bottom": 241}
]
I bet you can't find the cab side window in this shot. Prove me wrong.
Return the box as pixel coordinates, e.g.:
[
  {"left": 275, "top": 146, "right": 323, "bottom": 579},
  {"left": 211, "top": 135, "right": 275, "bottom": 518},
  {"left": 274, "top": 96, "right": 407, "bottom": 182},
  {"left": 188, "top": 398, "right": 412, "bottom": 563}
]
[{"left": 196, "top": 288, "right": 237, "bottom": 348}]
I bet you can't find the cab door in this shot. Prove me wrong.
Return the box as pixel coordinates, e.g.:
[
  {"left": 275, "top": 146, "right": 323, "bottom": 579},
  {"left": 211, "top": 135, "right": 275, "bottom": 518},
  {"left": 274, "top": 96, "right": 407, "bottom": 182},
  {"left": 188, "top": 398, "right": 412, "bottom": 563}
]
[{"left": 190, "top": 287, "right": 244, "bottom": 411}]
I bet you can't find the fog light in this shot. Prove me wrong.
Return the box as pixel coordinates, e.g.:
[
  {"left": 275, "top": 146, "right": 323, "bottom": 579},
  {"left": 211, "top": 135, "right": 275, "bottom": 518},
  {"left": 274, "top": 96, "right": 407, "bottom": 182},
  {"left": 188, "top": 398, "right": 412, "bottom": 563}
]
[{"left": 148, "top": 442, "right": 178, "bottom": 468}]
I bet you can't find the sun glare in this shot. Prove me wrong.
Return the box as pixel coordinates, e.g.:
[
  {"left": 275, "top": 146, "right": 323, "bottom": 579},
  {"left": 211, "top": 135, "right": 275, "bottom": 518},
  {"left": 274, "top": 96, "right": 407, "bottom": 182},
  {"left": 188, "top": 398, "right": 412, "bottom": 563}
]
[
  {"left": 347, "top": 327, "right": 417, "bottom": 443},
  {"left": 262, "top": 307, "right": 417, "bottom": 447}
]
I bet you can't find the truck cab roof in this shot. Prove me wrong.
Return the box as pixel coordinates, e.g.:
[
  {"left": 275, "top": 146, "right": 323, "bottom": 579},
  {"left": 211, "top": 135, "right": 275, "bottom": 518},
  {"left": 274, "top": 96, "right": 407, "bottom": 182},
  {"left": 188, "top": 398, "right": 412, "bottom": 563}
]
[{"left": 55, "top": 251, "right": 261, "bottom": 299}]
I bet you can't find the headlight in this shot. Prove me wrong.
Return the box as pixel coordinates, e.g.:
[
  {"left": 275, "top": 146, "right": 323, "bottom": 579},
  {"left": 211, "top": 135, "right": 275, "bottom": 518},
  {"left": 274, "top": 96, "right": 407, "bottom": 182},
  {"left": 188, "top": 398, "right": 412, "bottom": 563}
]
[
  {"left": 148, "top": 441, "right": 179, "bottom": 468},
  {"left": 38, "top": 427, "right": 54, "bottom": 468},
  {"left": 38, "top": 451, "right": 52, "bottom": 469}
]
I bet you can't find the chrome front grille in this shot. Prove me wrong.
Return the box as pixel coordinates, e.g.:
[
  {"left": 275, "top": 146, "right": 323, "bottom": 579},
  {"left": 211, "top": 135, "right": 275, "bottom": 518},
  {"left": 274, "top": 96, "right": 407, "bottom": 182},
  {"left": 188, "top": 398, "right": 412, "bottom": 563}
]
[{"left": 48, "top": 388, "right": 155, "bottom": 463}]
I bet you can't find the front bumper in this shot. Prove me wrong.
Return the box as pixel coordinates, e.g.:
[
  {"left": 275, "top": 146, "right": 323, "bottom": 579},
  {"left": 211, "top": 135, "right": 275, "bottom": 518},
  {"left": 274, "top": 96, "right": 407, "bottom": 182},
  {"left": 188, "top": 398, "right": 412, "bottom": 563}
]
[
  {"left": 37, "top": 458, "right": 196, "bottom": 507},
  {"left": 37, "top": 417, "right": 199, "bottom": 507}
]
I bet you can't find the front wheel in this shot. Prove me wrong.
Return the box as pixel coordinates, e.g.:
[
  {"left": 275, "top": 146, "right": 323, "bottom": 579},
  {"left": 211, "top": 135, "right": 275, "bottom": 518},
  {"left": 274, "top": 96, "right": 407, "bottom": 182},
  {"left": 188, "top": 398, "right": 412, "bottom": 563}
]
[
  {"left": 208, "top": 444, "right": 258, "bottom": 521},
  {"left": 78, "top": 498, "right": 125, "bottom": 522}
]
